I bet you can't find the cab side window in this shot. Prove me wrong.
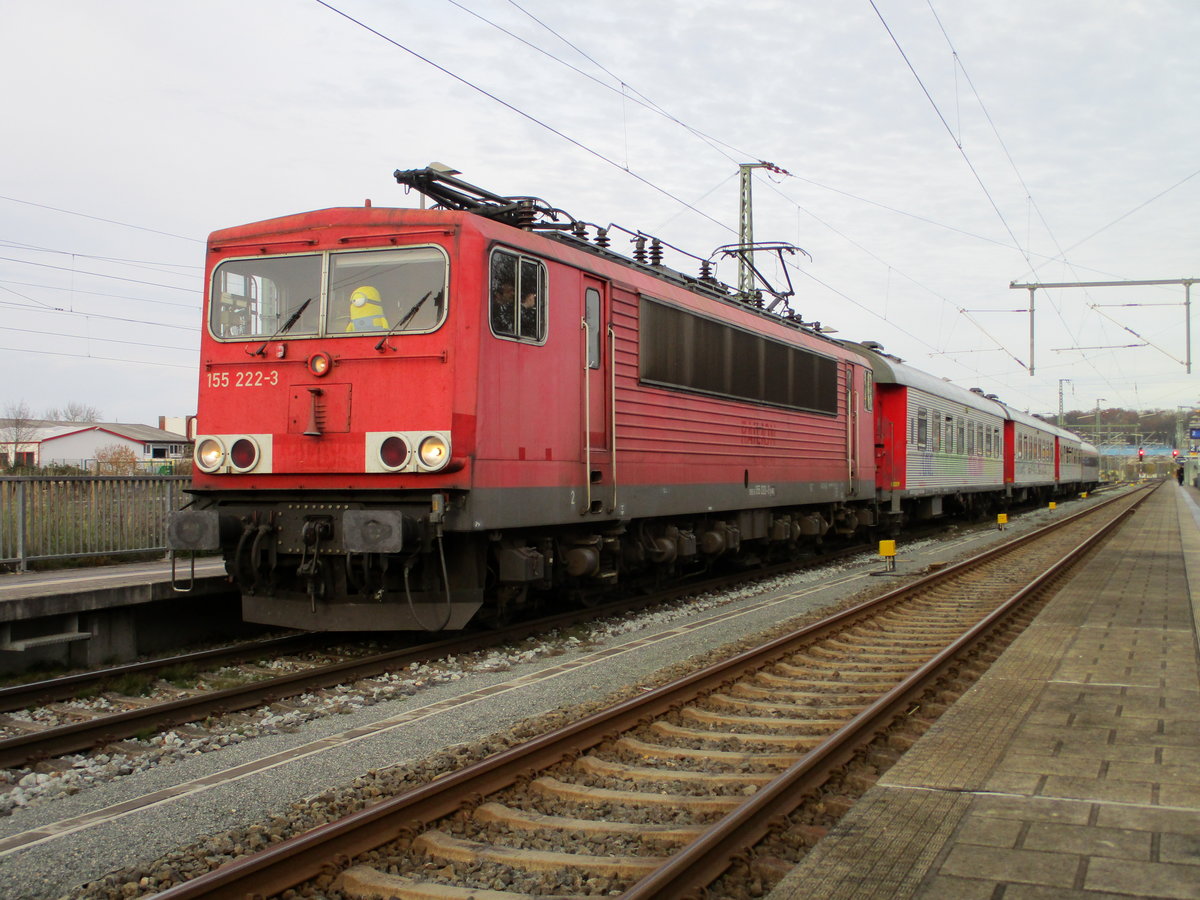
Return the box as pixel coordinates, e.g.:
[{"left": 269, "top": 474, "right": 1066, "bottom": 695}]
[{"left": 490, "top": 249, "right": 545, "bottom": 342}]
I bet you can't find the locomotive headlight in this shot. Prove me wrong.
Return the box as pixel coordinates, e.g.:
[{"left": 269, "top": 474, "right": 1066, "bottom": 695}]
[
  {"left": 195, "top": 437, "right": 226, "bottom": 473},
  {"left": 417, "top": 434, "right": 450, "bottom": 470}
]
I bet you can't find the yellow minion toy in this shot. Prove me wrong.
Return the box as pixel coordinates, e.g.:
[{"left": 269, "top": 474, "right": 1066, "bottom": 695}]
[{"left": 346, "top": 285, "right": 389, "bottom": 331}]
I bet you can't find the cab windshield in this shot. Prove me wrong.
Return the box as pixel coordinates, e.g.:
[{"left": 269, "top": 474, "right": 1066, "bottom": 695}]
[
  {"left": 211, "top": 254, "right": 321, "bottom": 339},
  {"left": 210, "top": 246, "right": 448, "bottom": 340},
  {"left": 327, "top": 248, "right": 446, "bottom": 335}
]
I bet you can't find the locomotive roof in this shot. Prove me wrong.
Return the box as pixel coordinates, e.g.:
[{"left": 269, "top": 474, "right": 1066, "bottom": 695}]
[{"left": 208, "top": 203, "right": 855, "bottom": 357}]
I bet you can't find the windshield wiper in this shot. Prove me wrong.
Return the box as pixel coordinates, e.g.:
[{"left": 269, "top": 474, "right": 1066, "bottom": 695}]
[
  {"left": 248, "top": 297, "right": 313, "bottom": 356},
  {"left": 375, "top": 289, "right": 440, "bottom": 351}
]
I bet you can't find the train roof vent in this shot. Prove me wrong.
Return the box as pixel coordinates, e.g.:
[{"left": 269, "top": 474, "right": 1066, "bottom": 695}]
[
  {"left": 986, "top": 394, "right": 999, "bottom": 401},
  {"left": 969, "top": 387, "right": 985, "bottom": 394},
  {"left": 861, "top": 341, "right": 884, "bottom": 351}
]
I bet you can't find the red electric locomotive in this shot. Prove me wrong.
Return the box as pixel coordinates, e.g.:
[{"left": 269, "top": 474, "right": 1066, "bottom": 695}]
[{"left": 170, "top": 167, "right": 878, "bottom": 630}]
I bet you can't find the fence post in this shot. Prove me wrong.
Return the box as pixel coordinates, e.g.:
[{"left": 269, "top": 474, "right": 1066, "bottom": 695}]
[{"left": 17, "top": 480, "right": 27, "bottom": 573}]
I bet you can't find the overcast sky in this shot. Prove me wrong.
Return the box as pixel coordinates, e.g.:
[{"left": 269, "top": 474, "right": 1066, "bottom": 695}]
[{"left": 2, "top": 0, "right": 1197, "bottom": 429}]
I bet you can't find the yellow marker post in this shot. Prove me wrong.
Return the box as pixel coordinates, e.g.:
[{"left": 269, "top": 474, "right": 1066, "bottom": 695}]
[
  {"left": 1080, "top": 492, "right": 1088, "bottom": 499},
  {"left": 1048, "top": 501, "right": 1057, "bottom": 512},
  {"left": 997, "top": 513, "right": 1008, "bottom": 531},
  {"left": 879, "top": 539, "right": 896, "bottom": 572}
]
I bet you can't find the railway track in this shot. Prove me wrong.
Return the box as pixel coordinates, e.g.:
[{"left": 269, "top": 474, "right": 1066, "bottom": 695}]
[
  {"left": 0, "top": 632, "right": 324, "bottom": 713},
  {"left": 0, "top": 545, "right": 875, "bottom": 773},
  {"left": 146, "top": 486, "right": 1148, "bottom": 900}
]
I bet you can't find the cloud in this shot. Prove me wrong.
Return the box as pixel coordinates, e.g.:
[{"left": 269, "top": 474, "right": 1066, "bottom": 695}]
[{"left": 1, "top": 0, "right": 1197, "bottom": 423}]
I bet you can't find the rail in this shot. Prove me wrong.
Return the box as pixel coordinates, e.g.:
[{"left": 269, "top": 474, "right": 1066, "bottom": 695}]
[
  {"left": 0, "top": 475, "right": 190, "bottom": 571},
  {"left": 148, "top": 486, "right": 1146, "bottom": 900}
]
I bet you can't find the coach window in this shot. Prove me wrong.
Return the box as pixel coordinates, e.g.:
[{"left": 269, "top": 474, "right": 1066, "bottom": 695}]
[
  {"left": 490, "top": 249, "right": 546, "bottom": 342},
  {"left": 916, "top": 408, "right": 929, "bottom": 451},
  {"left": 211, "top": 254, "right": 322, "bottom": 340}
]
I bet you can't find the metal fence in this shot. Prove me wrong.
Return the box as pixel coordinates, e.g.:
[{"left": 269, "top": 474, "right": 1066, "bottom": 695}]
[{"left": 0, "top": 475, "right": 191, "bottom": 571}]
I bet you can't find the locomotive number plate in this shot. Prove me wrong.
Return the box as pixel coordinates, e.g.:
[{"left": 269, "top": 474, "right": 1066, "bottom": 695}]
[{"left": 206, "top": 370, "right": 280, "bottom": 388}]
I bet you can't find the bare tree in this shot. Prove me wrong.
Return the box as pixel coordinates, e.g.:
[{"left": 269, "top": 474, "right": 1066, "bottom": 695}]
[
  {"left": 1, "top": 400, "right": 40, "bottom": 468},
  {"left": 45, "top": 402, "right": 102, "bottom": 422},
  {"left": 94, "top": 444, "right": 139, "bottom": 475}
]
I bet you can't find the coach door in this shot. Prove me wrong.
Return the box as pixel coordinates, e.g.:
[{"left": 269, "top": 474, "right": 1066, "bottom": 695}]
[{"left": 581, "top": 276, "right": 614, "bottom": 514}]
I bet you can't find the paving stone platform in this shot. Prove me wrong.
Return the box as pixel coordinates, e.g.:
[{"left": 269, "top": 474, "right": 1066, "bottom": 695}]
[{"left": 766, "top": 481, "right": 1200, "bottom": 900}]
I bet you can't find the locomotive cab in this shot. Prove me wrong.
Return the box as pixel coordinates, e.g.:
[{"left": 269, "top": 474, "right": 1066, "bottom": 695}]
[{"left": 170, "top": 207, "right": 490, "bottom": 630}]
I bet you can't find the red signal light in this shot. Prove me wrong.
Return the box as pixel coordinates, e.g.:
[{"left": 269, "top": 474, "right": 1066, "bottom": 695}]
[
  {"left": 1138, "top": 447, "right": 1145, "bottom": 459},
  {"left": 230, "top": 438, "right": 258, "bottom": 470}
]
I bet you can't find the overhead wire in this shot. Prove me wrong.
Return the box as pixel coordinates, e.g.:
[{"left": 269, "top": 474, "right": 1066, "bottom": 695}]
[
  {"left": 499, "top": 0, "right": 1161, "bottom": 398},
  {"left": 0, "top": 344, "right": 196, "bottom": 370},
  {"left": 494, "top": 0, "right": 1103, "bottom": 391},
  {"left": 0, "top": 290, "right": 198, "bottom": 332},
  {"left": 0, "top": 255, "right": 201, "bottom": 294},
  {"left": 444, "top": 0, "right": 747, "bottom": 167},
  {"left": 875, "top": 0, "right": 1155, "bottom": 406},
  {"left": 868, "top": 0, "right": 1031, "bottom": 271},
  {"left": 0, "top": 238, "right": 201, "bottom": 276},
  {"left": 1056, "top": 166, "right": 1200, "bottom": 260},
  {"left": 921, "top": 1, "right": 1133, "bottom": 398},
  {"left": 443, "top": 0, "right": 1145, "bottom": 397},
  {"left": 924, "top": 1, "right": 1199, "bottom": 408},
  {"left": 314, "top": 0, "right": 737, "bottom": 237},
  {"left": 437, "top": 0, "right": 1028, "bottom": 379},
  {"left": 0, "top": 195, "right": 203, "bottom": 243},
  {"left": 0, "top": 280, "right": 199, "bottom": 310},
  {"left": 0, "top": 324, "right": 198, "bottom": 353},
  {"left": 442, "top": 0, "right": 1111, "bottom": 409}
]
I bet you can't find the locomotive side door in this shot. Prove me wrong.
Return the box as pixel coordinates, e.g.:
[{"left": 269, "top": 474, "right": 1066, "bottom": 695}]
[
  {"left": 581, "top": 275, "right": 613, "bottom": 514},
  {"left": 846, "top": 361, "right": 860, "bottom": 494}
]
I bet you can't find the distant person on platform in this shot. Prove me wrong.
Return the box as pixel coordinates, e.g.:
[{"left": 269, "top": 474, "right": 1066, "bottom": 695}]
[{"left": 1177, "top": 465, "right": 1185, "bottom": 485}]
